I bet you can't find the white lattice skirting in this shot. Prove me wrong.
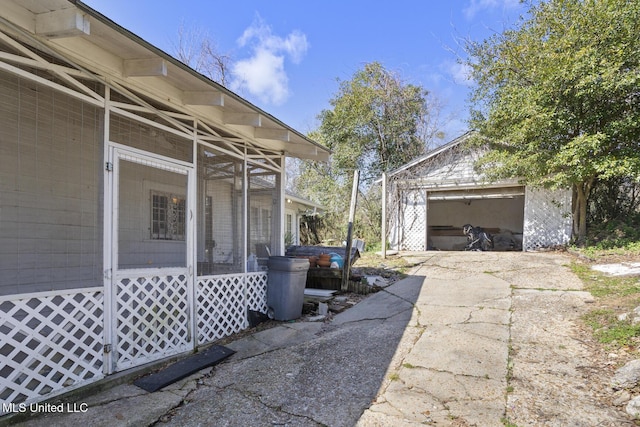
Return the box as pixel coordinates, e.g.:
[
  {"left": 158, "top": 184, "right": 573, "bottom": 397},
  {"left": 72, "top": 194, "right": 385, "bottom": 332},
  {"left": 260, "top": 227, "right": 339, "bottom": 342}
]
[
  {"left": 0, "top": 288, "right": 105, "bottom": 414},
  {"left": 113, "top": 272, "right": 191, "bottom": 371},
  {"left": 1, "top": 271, "right": 268, "bottom": 415},
  {"left": 196, "top": 272, "right": 268, "bottom": 344}
]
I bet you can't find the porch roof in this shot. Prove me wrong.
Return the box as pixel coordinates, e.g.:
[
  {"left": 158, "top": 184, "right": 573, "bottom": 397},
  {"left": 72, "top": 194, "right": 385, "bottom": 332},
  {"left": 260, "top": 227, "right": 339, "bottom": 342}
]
[{"left": 2, "top": 0, "right": 330, "bottom": 162}]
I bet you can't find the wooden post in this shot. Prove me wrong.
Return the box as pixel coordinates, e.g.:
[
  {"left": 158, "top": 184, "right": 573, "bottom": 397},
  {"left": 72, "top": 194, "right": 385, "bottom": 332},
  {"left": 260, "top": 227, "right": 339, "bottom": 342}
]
[
  {"left": 341, "top": 170, "right": 360, "bottom": 291},
  {"left": 381, "top": 172, "right": 387, "bottom": 259}
]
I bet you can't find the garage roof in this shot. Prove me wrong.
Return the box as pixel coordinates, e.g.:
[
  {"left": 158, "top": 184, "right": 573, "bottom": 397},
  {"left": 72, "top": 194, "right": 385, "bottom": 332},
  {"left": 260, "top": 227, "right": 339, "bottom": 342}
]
[{"left": 386, "top": 131, "right": 474, "bottom": 178}]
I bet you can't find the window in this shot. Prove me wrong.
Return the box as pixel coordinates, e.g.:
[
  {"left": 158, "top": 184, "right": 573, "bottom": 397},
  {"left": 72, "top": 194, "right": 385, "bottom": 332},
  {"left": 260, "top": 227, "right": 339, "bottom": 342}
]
[
  {"left": 285, "top": 213, "right": 294, "bottom": 246},
  {"left": 261, "top": 208, "right": 271, "bottom": 239},
  {"left": 151, "top": 191, "right": 186, "bottom": 240}
]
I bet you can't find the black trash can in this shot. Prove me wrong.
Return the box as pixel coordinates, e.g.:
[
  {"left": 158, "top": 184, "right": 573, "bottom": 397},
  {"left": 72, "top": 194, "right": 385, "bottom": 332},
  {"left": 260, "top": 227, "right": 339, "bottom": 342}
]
[{"left": 266, "top": 256, "right": 309, "bottom": 321}]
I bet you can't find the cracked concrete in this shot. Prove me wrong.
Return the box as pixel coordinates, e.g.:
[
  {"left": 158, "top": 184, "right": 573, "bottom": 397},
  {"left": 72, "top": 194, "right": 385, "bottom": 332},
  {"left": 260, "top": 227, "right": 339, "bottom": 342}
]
[
  {"left": 5, "top": 251, "right": 632, "bottom": 426},
  {"left": 357, "top": 258, "right": 511, "bottom": 427}
]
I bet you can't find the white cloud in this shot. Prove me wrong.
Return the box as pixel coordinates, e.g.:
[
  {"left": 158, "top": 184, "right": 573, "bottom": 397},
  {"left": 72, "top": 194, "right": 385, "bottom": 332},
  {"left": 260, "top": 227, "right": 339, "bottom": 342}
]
[
  {"left": 463, "top": 0, "right": 521, "bottom": 20},
  {"left": 231, "top": 48, "right": 289, "bottom": 105},
  {"left": 230, "top": 15, "right": 308, "bottom": 106},
  {"left": 448, "top": 61, "right": 474, "bottom": 87}
]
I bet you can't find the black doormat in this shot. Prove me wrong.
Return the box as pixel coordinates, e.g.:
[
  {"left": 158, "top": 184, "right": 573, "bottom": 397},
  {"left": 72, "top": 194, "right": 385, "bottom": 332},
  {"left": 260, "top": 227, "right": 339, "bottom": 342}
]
[{"left": 133, "top": 345, "right": 235, "bottom": 392}]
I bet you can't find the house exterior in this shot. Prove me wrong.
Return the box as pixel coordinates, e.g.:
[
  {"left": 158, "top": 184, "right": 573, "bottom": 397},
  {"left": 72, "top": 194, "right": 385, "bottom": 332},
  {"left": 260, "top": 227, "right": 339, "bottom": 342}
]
[
  {"left": 385, "top": 132, "right": 573, "bottom": 252},
  {"left": 0, "top": 0, "right": 329, "bottom": 413},
  {"left": 284, "top": 193, "right": 324, "bottom": 246}
]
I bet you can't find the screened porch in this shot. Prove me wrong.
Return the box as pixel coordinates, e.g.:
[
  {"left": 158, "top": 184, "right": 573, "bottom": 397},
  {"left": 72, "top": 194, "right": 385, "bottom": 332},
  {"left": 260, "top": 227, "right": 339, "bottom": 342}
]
[{"left": 0, "top": 0, "right": 328, "bottom": 413}]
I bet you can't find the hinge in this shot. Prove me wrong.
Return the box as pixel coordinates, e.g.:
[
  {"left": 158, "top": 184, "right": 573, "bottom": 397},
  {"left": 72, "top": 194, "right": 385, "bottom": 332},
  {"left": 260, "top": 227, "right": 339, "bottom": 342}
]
[
  {"left": 103, "top": 344, "right": 112, "bottom": 354},
  {"left": 105, "top": 162, "right": 113, "bottom": 172}
]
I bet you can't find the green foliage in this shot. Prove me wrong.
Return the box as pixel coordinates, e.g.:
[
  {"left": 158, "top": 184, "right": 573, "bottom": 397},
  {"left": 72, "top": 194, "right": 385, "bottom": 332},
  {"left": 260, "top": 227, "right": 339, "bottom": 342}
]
[
  {"left": 318, "top": 62, "right": 433, "bottom": 181},
  {"left": 587, "top": 177, "right": 640, "bottom": 241},
  {"left": 284, "top": 231, "right": 294, "bottom": 247},
  {"left": 466, "top": 0, "right": 640, "bottom": 242},
  {"left": 583, "top": 308, "right": 640, "bottom": 347},
  {"left": 584, "top": 213, "right": 640, "bottom": 252},
  {"left": 501, "top": 418, "right": 520, "bottom": 427}
]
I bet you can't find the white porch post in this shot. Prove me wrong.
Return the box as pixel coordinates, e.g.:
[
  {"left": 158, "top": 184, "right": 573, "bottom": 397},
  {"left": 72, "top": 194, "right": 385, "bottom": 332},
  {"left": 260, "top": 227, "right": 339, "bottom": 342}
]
[
  {"left": 243, "top": 147, "right": 248, "bottom": 272},
  {"left": 277, "top": 155, "right": 286, "bottom": 255},
  {"left": 102, "top": 85, "right": 114, "bottom": 375},
  {"left": 188, "top": 125, "right": 197, "bottom": 350}
]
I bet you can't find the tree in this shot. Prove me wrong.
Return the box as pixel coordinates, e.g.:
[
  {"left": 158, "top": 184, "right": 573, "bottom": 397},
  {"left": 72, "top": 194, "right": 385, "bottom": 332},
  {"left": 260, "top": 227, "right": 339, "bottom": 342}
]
[
  {"left": 171, "top": 21, "right": 231, "bottom": 86},
  {"left": 466, "top": 0, "right": 640, "bottom": 244},
  {"left": 317, "top": 62, "right": 440, "bottom": 183},
  {"left": 295, "top": 62, "right": 442, "bottom": 244}
]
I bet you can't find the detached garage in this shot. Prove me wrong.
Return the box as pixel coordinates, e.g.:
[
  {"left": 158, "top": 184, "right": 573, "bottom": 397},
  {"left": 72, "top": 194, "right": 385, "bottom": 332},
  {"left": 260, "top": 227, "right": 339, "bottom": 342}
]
[{"left": 385, "top": 133, "right": 573, "bottom": 251}]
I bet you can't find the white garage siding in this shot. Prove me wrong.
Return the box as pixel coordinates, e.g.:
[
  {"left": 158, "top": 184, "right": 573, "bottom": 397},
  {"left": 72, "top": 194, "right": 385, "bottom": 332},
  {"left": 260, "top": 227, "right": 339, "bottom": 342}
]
[
  {"left": 523, "top": 187, "right": 573, "bottom": 251},
  {"left": 399, "top": 189, "right": 427, "bottom": 251}
]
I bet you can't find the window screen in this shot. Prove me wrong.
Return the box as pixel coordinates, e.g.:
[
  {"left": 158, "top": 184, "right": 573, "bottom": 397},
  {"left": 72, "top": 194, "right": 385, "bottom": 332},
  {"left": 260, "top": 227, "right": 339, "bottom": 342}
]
[{"left": 0, "top": 71, "right": 103, "bottom": 295}]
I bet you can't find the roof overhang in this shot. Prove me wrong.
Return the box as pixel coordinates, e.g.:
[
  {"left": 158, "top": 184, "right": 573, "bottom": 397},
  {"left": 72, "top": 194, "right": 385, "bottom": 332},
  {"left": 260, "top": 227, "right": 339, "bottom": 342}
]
[
  {"left": 1, "top": 0, "right": 329, "bottom": 162},
  {"left": 285, "top": 193, "right": 325, "bottom": 213}
]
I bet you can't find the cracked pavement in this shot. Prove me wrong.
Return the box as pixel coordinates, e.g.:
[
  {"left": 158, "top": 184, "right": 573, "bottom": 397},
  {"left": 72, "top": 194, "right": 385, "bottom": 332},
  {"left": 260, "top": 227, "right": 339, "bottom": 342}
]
[
  {"left": 8, "top": 251, "right": 631, "bottom": 426},
  {"left": 357, "top": 255, "right": 511, "bottom": 427}
]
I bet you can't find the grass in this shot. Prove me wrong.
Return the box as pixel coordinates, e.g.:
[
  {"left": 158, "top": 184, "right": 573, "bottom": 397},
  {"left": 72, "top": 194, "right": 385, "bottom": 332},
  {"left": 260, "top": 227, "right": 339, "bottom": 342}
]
[
  {"left": 501, "top": 419, "right": 520, "bottom": 427},
  {"left": 571, "top": 247, "right": 640, "bottom": 351},
  {"left": 582, "top": 308, "right": 640, "bottom": 347},
  {"left": 388, "top": 372, "right": 400, "bottom": 381},
  {"left": 571, "top": 263, "right": 640, "bottom": 298},
  {"left": 581, "top": 242, "right": 640, "bottom": 259},
  {"left": 351, "top": 250, "right": 412, "bottom": 281}
]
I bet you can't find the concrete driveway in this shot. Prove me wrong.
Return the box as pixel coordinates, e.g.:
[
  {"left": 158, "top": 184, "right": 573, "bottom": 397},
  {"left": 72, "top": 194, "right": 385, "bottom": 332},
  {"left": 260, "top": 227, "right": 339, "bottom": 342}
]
[
  {"left": 7, "top": 251, "right": 632, "bottom": 426},
  {"left": 358, "top": 251, "right": 629, "bottom": 426}
]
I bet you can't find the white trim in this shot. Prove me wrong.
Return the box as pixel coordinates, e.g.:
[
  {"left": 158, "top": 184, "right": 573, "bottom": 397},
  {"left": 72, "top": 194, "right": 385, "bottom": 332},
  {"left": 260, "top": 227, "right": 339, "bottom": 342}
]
[
  {"left": 111, "top": 146, "right": 193, "bottom": 272},
  {"left": 103, "top": 87, "right": 114, "bottom": 375},
  {"left": 112, "top": 267, "right": 190, "bottom": 279},
  {"left": 110, "top": 104, "right": 194, "bottom": 141},
  {"left": 0, "top": 28, "right": 105, "bottom": 103},
  {"left": 190, "top": 123, "right": 198, "bottom": 350},
  {"left": 0, "top": 60, "right": 103, "bottom": 107},
  {"left": 109, "top": 141, "right": 193, "bottom": 169},
  {"left": 109, "top": 146, "right": 194, "bottom": 371},
  {"left": 186, "top": 127, "right": 197, "bottom": 349},
  {"left": 0, "top": 287, "right": 103, "bottom": 302},
  {"left": 243, "top": 148, "right": 248, "bottom": 273}
]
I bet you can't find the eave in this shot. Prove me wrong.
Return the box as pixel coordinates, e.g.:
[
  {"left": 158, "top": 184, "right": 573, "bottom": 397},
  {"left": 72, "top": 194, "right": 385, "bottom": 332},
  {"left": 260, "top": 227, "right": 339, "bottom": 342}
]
[{"left": 1, "top": 0, "right": 329, "bottom": 162}]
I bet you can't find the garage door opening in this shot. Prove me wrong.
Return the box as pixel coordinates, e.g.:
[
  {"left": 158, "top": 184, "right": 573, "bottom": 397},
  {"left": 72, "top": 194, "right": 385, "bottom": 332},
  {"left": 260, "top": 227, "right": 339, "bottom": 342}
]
[{"left": 426, "top": 186, "right": 525, "bottom": 251}]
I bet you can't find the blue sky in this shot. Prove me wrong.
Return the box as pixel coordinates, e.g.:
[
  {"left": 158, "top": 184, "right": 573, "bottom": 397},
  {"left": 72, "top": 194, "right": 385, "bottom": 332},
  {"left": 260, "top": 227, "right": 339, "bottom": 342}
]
[{"left": 83, "top": 0, "right": 528, "bottom": 142}]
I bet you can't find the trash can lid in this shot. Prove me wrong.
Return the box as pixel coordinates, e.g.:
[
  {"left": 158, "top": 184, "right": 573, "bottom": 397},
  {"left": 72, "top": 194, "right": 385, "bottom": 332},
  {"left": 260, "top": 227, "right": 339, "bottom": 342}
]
[{"left": 268, "top": 256, "right": 310, "bottom": 271}]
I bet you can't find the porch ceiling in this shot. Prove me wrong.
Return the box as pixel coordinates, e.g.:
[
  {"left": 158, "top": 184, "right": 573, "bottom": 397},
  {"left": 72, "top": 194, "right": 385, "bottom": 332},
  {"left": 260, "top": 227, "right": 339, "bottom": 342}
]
[{"left": 2, "top": 0, "right": 330, "bottom": 162}]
